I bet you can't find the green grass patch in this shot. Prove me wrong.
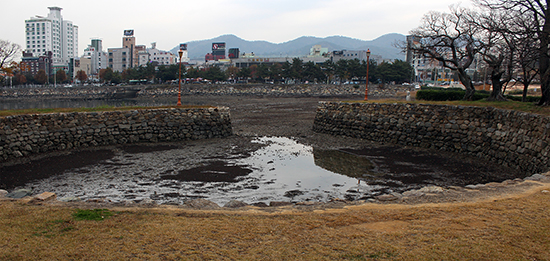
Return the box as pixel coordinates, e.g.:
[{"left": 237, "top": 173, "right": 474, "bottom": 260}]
[{"left": 72, "top": 209, "right": 114, "bottom": 221}]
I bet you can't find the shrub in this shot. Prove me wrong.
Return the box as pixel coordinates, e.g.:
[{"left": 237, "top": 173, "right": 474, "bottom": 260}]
[{"left": 416, "top": 89, "right": 489, "bottom": 101}]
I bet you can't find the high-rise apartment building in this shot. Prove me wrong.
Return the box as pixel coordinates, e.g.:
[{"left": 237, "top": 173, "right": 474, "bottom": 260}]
[{"left": 24, "top": 7, "right": 78, "bottom": 65}]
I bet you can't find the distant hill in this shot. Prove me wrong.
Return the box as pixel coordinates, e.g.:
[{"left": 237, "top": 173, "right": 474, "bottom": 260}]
[{"left": 169, "top": 33, "right": 406, "bottom": 61}]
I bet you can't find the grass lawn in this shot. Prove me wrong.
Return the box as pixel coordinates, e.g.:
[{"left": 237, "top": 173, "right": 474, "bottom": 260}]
[{"left": 1, "top": 183, "right": 549, "bottom": 260}]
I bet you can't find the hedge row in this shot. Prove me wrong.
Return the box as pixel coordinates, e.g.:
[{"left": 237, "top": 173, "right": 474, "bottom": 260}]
[
  {"left": 416, "top": 89, "right": 489, "bottom": 101},
  {"left": 416, "top": 88, "right": 541, "bottom": 102}
]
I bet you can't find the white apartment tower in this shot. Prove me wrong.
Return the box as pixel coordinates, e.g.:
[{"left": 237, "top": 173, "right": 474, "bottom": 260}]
[{"left": 25, "top": 7, "right": 78, "bottom": 65}]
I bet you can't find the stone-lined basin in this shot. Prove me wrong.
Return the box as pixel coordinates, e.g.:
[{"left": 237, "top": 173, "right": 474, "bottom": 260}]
[{"left": 0, "top": 136, "right": 525, "bottom": 206}]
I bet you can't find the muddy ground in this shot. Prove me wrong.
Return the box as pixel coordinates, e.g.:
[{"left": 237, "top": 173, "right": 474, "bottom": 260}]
[{"left": 2, "top": 95, "right": 548, "bottom": 208}]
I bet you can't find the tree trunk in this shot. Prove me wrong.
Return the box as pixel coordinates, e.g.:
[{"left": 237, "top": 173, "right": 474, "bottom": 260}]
[
  {"left": 522, "top": 82, "right": 529, "bottom": 102},
  {"left": 488, "top": 71, "right": 506, "bottom": 101},
  {"left": 538, "top": 3, "right": 550, "bottom": 106},
  {"left": 457, "top": 69, "right": 475, "bottom": 100}
]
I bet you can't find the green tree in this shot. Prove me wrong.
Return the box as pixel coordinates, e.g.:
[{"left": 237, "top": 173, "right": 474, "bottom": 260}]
[
  {"left": 56, "top": 69, "right": 68, "bottom": 83},
  {"left": 76, "top": 70, "right": 87, "bottom": 84},
  {"left": 321, "top": 60, "right": 336, "bottom": 83},
  {"left": 302, "top": 61, "right": 325, "bottom": 82},
  {"left": 270, "top": 63, "right": 283, "bottom": 82},
  {"left": 100, "top": 68, "right": 113, "bottom": 83},
  {"left": 256, "top": 64, "right": 271, "bottom": 82},
  {"left": 281, "top": 61, "right": 292, "bottom": 81},
  {"left": 290, "top": 58, "right": 303, "bottom": 82},
  {"left": 157, "top": 64, "right": 180, "bottom": 83},
  {"left": 186, "top": 67, "right": 202, "bottom": 79},
  {"left": 14, "top": 73, "right": 26, "bottom": 85},
  {"left": 204, "top": 66, "right": 227, "bottom": 82},
  {"left": 35, "top": 70, "right": 47, "bottom": 84},
  {"left": 335, "top": 59, "right": 350, "bottom": 82},
  {"left": 237, "top": 67, "right": 251, "bottom": 80}
]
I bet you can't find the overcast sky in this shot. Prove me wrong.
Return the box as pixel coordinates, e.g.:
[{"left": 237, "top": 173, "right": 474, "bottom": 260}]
[{"left": 3, "top": 0, "right": 472, "bottom": 55}]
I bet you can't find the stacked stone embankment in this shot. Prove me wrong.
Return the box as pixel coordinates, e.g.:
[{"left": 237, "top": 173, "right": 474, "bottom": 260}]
[
  {"left": 313, "top": 102, "right": 550, "bottom": 174},
  {"left": 0, "top": 107, "right": 231, "bottom": 162},
  {"left": 1, "top": 84, "right": 412, "bottom": 99}
]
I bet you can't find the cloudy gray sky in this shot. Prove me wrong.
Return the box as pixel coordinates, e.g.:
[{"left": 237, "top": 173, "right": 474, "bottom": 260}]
[{"left": 3, "top": 0, "right": 471, "bottom": 54}]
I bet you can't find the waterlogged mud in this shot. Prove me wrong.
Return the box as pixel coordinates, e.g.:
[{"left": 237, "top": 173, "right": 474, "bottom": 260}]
[
  {"left": 0, "top": 96, "right": 527, "bottom": 206},
  {"left": 1, "top": 136, "right": 524, "bottom": 206}
]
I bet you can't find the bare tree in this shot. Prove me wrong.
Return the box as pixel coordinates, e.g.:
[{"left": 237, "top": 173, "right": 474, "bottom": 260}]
[
  {"left": 468, "top": 8, "right": 516, "bottom": 101},
  {"left": 477, "top": 0, "right": 549, "bottom": 105},
  {"left": 0, "top": 40, "right": 21, "bottom": 72},
  {"left": 409, "top": 7, "right": 482, "bottom": 100},
  {"left": 516, "top": 33, "right": 540, "bottom": 101}
]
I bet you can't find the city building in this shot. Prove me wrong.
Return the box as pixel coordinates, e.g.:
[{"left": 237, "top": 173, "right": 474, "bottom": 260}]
[
  {"left": 80, "top": 39, "right": 108, "bottom": 80},
  {"left": 138, "top": 42, "right": 178, "bottom": 66},
  {"left": 108, "top": 30, "right": 176, "bottom": 72},
  {"left": 330, "top": 50, "right": 381, "bottom": 64},
  {"left": 206, "top": 42, "right": 226, "bottom": 61},
  {"left": 232, "top": 55, "right": 327, "bottom": 68},
  {"left": 309, "top": 45, "right": 328, "bottom": 57},
  {"left": 24, "top": 7, "right": 78, "bottom": 66},
  {"left": 20, "top": 51, "right": 53, "bottom": 77}
]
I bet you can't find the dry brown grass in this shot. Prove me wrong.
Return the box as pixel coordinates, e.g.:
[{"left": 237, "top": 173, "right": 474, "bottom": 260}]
[{"left": 1, "top": 184, "right": 549, "bottom": 260}]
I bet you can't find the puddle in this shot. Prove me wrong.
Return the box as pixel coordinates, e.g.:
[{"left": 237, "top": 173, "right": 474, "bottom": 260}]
[{"left": 0, "top": 137, "right": 524, "bottom": 206}]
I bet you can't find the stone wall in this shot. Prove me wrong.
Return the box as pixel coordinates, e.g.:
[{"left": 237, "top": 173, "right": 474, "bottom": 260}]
[
  {"left": 1, "top": 84, "right": 411, "bottom": 99},
  {"left": 313, "top": 102, "right": 550, "bottom": 174},
  {"left": 0, "top": 107, "right": 232, "bottom": 162}
]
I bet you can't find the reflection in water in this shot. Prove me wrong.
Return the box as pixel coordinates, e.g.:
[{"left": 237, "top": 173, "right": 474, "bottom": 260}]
[
  {"left": 313, "top": 148, "right": 376, "bottom": 179},
  {"left": 3, "top": 136, "right": 523, "bottom": 206}
]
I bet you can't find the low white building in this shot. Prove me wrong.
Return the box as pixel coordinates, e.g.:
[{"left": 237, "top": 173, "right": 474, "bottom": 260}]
[{"left": 138, "top": 42, "right": 178, "bottom": 66}]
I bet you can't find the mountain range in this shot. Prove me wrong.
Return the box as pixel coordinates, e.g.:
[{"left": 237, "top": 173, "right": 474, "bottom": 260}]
[{"left": 169, "top": 33, "right": 406, "bottom": 61}]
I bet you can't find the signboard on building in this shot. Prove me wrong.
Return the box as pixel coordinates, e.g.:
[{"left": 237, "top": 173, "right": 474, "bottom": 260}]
[
  {"left": 212, "top": 42, "right": 226, "bottom": 56},
  {"left": 124, "top": 29, "right": 134, "bottom": 36},
  {"left": 228, "top": 48, "right": 239, "bottom": 58},
  {"left": 180, "top": 43, "right": 187, "bottom": 51}
]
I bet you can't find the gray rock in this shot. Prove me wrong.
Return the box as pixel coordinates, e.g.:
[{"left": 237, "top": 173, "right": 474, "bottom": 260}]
[
  {"left": 58, "top": 196, "right": 82, "bottom": 202},
  {"left": 139, "top": 198, "right": 156, "bottom": 206},
  {"left": 466, "top": 184, "right": 486, "bottom": 189},
  {"left": 402, "top": 190, "right": 424, "bottom": 197},
  {"left": 0, "top": 189, "right": 7, "bottom": 198},
  {"left": 183, "top": 198, "right": 220, "bottom": 209},
  {"left": 525, "top": 174, "right": 546, "bottom": 181},
  {"left": 224, "top": 200, "right": 248, "bottom": 208},
  {"left": 376, "top": 194, "right": 399, "bottom": 201},
  {"left": 269, "top": 201, "right": 293, "bottom": 207},
  {"left": 6, "top": 189, "right": 32, "bottom": 199},
  {"left": 418, "top": 185, "right": 445, "bottom": 193}
]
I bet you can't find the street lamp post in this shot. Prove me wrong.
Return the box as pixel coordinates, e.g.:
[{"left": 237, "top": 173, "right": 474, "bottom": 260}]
[
  {"left": 177, "top": 49, "right": 183, "bottom": 106},
  {"left": 364, "top": 49, "right": 371, "bottom": 101}
]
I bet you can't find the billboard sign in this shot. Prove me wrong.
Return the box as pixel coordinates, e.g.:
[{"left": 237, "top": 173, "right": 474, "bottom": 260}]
[
  {"left": 212, "top": 42, "right": 226, "bottom": 51},
  {"left": 180, "top": 43, "right": 187, "bottom": 51},
  {"left": 124, "top": 29, "right": 134, "bottom": 36},
  {"left": 212, "top": 42, "right": 226, "bottom": 56}
]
